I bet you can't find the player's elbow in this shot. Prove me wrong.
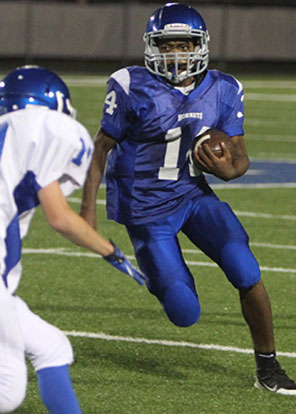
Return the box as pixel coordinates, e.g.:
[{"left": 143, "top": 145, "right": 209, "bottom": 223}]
[{"left": 46, "top": 211, "right": 72, "bottom": 234}]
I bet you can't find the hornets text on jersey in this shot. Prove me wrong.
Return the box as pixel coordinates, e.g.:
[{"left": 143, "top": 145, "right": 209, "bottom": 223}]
[{"left": 101, "top": 67, "right": 244, "bottom": 225}]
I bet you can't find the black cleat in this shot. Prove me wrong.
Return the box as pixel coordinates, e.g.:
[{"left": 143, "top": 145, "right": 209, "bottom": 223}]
[{"left": 254, "top": 360, "right": 296, "bottom": 395}]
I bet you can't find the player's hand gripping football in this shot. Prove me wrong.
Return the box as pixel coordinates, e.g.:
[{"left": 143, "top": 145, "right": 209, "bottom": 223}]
[
  {"left": 103, "top": 241, "right": 147, "bottom": 285},
  {"left": 195, "top": 140, "right": 235, "bottom": 180},
  {"left": 192, "top": 130, "right": 247, "bottom": 181}
]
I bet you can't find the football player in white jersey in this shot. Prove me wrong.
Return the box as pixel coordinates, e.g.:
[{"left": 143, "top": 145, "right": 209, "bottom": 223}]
[{"left": 0, "top": 65, "right": 146, "bottom": 414}]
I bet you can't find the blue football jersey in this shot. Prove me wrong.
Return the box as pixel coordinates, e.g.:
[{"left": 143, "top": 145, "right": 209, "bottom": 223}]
[{"left": 101, "top": 67, "right": 244, "bottom": 225}]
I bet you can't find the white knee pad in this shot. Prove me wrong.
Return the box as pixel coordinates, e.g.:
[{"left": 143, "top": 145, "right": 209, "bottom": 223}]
[
  {"left": 15, "top": 296, "right": 74, "bottom": 372},
  {"left": 0, "top": 357, "right": 27, "bottom": 414}
]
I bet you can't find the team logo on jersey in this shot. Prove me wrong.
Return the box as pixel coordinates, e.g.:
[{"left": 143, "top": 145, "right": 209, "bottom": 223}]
[{"left": 178, "top": 112, "right": 203, "bottom": 122}]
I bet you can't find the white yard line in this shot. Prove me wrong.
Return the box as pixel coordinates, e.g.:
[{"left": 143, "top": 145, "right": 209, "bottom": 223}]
[
  {"left": 212, "top": 183, "right": 296, "bottom": 189},
  {"left": 183, "top": 242, "right": 296, "bottom": 252},
  {"left": 233, "top": 210, "right": 296, "bottom": 221},
  {"left": 246, "top": 134, "right": 296, "bottom": 143},
  {"left": 64, "top": 330, "right": 296, "bottom": 359},
  {"left": 67, "top": 197, "right": 296, "bottom": 220},
  {"left": 246, "top": 93, "right": 296, "bottom": 102},
  {"left": 22, "top": 248, "right": 296, "bottom": 274},
  {"left": 243, "top": 80, "right": 296, "bottom": 89},
  {"left": 64, "top": 77, "right": 108, "bottom": 86},
  {"left": 250, "top": 242, "right": 296, "bottom": 251},
  {"left": 67, "top": 197, "right": 105, "bottom": 204}
]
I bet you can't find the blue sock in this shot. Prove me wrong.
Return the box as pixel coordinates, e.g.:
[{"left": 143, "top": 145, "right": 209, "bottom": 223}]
[{"left": 37, "top": 365, "right": 82, "bottom": 414}]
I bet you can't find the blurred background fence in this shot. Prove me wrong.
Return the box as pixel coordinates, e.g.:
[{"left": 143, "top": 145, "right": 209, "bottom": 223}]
[{"left": 1, "top": 0, "right": 296, "bottom": 74}]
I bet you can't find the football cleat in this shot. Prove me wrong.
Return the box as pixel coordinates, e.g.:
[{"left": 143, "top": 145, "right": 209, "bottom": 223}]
[{"left": 254, "top": 359, "right": 296, "bottom": 395}]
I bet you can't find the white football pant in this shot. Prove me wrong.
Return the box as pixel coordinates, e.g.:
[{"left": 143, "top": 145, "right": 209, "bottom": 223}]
[
  {"left": 0, "top": 284, "right": 73, "bottom": 413},
  {"left": 15, "top": 295, "right": 74, "bottom": 372},
  {"left": 0, "top": 281, "right": 26, "bottom": 414}
]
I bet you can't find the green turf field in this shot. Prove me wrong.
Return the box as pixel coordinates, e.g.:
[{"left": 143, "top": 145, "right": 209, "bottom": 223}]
[{"left": 15, "top": 73, "right": 296, "bottom": 413}]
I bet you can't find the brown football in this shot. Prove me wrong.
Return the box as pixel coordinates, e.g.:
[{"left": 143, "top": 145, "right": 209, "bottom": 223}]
[{"left": 192, "top": 129, "right": 234, "bottom": 160}]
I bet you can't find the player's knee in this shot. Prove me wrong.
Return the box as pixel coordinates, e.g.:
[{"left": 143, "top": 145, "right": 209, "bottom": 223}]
[
  {"left": 0, "top": 392, "right": 25, "bottom": 414},
  {"left": 30, "top": 330, "right": 74, "bottom": 372},
  {"left": 0, "top": 362, "right": 27, "bottom": 413},
  {"left": 162, "top": 282, "right": 201, "bottom": 327},
  {"left": 220, "top": 241, "right": 260, "bottom": 289}
]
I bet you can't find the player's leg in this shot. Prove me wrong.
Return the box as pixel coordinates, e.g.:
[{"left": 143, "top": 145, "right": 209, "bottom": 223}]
[
  {"left": 239, "top": 281, "right": 274, "bottom": 352},
  {"left": 37, "top": 365, "right": 81, "bottom": 414},
  {"left": 0, "top": 284, "right": 26, "bottom": 414},
  {"left": 182, "top": 194, "right": 296, "bottom": 393},
  {"left": 15, "top": 296, "right": 82, "bottom": 414},
  {"left": 182, "top": 194, "right": 259, "bottom": 287},
  {"left": 126, "top": 214, "right": 201, "bottom": 327},
  {"left": 182, "top": 194, "right": 270, "bottom": 341}
]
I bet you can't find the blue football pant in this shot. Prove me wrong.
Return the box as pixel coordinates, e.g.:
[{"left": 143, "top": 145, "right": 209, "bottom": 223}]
[{"left": 126, "top": 193, "right": 260, "bottom": 327}]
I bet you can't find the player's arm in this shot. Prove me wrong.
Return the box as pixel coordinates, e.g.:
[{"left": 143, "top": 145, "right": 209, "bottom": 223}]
[
  {"left": 80, "top": 128, "right": 116, "bottom": 229},
  {"left": 38, "top": 181, "right": 146, "bottom": 285},
  {"left": 195, "top": 135, "right": 249, "bottom": 181},
  {"left": 39, "top": 180, "right": 113, "bottom": 255}
]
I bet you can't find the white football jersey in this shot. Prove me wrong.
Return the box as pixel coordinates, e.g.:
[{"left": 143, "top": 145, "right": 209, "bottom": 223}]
[{"left": 0, "top": 108, "right": 94, "bottom": 293}]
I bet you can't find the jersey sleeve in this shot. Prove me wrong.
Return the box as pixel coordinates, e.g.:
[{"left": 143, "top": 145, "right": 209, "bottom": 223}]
[
  {"left": 30, "top": 112, "right": 94, "bottom": 196},
  {"left": 217, "top": 76, "right": 245, "bottom": 137},
  {"left": 101, "top": 69, "right": 131, "bottom": 141}
]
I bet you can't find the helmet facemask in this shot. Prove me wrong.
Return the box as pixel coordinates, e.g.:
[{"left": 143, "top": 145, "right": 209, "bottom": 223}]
[{"left": 144, "top": 24, "right": 209, "bottom": 84}]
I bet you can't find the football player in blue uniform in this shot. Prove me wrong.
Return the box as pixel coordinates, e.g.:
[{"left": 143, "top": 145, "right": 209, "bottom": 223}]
[{"left": 80, "top": 3, "right": 296, "bottom": 394}]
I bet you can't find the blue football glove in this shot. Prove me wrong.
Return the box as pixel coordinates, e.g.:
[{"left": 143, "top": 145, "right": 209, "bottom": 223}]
[{"left": 103, "top": 241, "right": 147, "bottom": 286}]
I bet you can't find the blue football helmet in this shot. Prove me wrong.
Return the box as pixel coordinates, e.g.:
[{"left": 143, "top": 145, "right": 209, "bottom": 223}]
[
  {"left": 144, "top": 3, "right": 210, "bottom": 84},
  {"left": 0, "top": 65, "right": 76, "bottom": 117}
]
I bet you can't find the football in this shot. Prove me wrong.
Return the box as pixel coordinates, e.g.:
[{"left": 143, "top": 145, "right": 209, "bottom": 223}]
[
  {"left": 192, "top": 129, "right": 234, "bottom": 159},
  {"left": 193, "top": 129, "right": 234, "bottom": 158}
]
